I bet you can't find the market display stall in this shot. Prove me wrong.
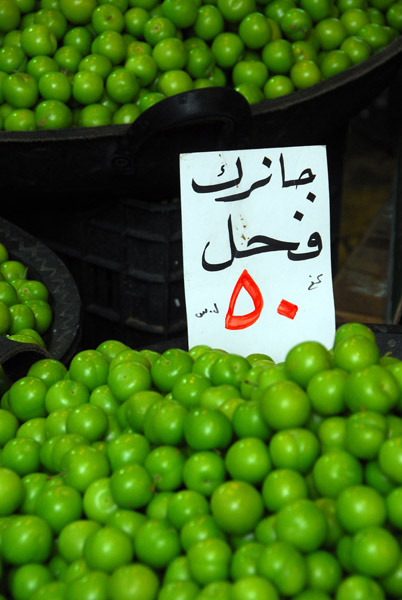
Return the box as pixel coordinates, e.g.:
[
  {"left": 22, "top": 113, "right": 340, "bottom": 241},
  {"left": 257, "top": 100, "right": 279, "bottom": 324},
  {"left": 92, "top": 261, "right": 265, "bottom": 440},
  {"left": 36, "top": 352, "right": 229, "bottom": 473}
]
[{"left": 1, "top": 1, "right": 402, "bottom": 598}]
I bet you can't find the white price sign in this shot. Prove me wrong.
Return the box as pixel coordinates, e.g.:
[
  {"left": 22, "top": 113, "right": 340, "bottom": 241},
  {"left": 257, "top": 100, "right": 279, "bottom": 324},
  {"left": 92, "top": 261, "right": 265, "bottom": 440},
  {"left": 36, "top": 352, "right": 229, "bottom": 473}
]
[{"left": 179, "top": 145, "right": 336, "bottom": 363}]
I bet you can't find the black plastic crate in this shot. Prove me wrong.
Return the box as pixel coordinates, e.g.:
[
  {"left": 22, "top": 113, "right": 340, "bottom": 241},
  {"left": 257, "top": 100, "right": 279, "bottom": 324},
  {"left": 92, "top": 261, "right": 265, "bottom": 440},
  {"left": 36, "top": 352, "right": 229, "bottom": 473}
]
[{"left": 20, "top": 198, "right": 187, "bottom": 350}]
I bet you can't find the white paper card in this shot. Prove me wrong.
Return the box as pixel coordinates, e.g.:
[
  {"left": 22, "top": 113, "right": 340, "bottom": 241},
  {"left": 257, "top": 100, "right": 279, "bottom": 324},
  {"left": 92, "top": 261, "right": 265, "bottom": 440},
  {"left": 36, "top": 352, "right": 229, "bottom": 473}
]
[{"left": 179, "top": 145, "right": 336, "bottom": 363}]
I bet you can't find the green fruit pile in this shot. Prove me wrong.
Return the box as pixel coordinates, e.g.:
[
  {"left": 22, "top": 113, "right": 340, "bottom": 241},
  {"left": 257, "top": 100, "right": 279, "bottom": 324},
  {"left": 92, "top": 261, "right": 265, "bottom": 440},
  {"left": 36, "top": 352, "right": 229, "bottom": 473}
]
[
  {"left": 0, "top": 241, "right": 53, "bottom": 348},
  {"left": 1, "top": 322, "right": 402, "bottom": 599},
  {"left": 0, "top": 0, "right": 401, "bottom": 130}
]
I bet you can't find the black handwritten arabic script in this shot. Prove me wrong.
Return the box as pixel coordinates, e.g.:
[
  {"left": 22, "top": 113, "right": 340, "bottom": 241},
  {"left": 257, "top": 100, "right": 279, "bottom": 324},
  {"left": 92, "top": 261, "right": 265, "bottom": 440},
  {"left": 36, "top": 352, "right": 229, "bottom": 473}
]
[{"left": 201, "top": 215, "right": 323, "bottom": 272}]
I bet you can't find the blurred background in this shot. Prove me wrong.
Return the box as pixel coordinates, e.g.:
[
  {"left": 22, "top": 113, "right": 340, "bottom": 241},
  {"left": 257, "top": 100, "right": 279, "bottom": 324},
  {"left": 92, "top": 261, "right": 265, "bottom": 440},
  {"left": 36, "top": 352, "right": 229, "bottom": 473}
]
[{"left": 334, "top": 75, "right": 402, "bottom": 325}]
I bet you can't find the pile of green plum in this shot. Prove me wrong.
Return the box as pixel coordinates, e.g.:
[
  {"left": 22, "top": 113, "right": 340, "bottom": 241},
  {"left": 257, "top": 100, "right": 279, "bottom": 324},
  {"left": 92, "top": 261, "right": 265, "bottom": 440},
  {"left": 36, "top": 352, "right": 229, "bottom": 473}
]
[
  {"left": 1, "top": 322, "right": 402, "bottom": 599},
  {"left": 0, "top": 0, "right": 401, "bottom": 130},
  {"left": 0, "top": 241, "right": 53, "bottom": 347}
]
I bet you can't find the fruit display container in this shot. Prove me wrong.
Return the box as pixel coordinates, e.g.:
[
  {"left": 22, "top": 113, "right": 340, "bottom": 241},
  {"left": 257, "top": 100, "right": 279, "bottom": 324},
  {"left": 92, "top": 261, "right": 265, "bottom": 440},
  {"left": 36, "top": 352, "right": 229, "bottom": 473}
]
[
  {"left": 0, "top": 216, "right": 82, "bottom": 374},
  {"left": 0, "top": 37, "right": 401, "bottom": 207}
]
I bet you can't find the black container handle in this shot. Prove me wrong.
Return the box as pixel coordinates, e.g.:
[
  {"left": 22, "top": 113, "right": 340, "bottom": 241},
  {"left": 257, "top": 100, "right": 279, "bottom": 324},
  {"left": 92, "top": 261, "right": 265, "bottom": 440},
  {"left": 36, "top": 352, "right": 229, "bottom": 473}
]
[
  {"left": 0, "top": 336, "right": 51, "bottom": 384},
  {"left": 126, "top": 86, "right": 252, "bottom": 153}
]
